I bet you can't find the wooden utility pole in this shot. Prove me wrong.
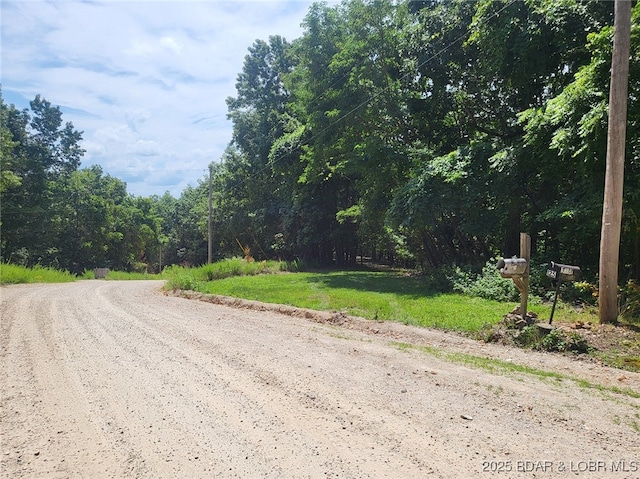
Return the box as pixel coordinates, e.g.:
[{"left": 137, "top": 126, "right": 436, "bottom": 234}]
[
  {"left": 599, "top": 0, "right": 632, "bottom": 323},
  {"left": 208, "top": 163, "right": 213, "bottom": 264},
  {"left": 520, "top": 233, "right": 531, "bottom": 322}
]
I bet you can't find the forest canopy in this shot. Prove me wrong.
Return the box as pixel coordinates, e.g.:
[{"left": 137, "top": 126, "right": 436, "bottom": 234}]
[{"left": 1, "top": 0, "right": 638, "bottom": 283}]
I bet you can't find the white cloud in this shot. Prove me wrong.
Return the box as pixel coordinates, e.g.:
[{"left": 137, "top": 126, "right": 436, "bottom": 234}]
[
  {"left": 129, "top": 139, "right": 161, "bottom": 157},
  {"left": 160, "top": 36, "right": 183, "bottom": 54},
  {"left": 1, "top": 0, "right": 336, "bottom": 196}
]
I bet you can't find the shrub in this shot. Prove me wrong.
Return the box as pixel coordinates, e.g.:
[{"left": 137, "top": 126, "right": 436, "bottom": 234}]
[
  {"left": 453, "top": 259, "right": 520, "bottom": 302},
  {"left": 553, "top": 280, "right": 599, "bottom": 307},
  {"left": 565, "top": 332, "right": 590, "bottom": 354},
  {"left": 420, "top": 264, "right": 459, "bottom": 293},
  {"left": 514, "top": 325, "right": 542, "bottom": 348},
  {"left": 620, "top": 280, "right": 640, "bottom": 323},
  {"left": 538, "top": 328, "right": 567, "bottom": 352},
  {"left": 513, "top": 326, "right": 591, "bottom": 354},
  {"left": 164, "top": 270, "right": 201, "bottom": 291}
]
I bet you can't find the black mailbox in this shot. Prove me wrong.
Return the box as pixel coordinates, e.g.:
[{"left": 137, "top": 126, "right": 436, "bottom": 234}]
[
  {"left": 546, "top": 261, "right": 581, "bottom": 324},
  {"left": 545, "top": 262, "right": 581, "bottom": 283},
  {"left": 496, "top": 257, "right": 528, "bottom": 278}
]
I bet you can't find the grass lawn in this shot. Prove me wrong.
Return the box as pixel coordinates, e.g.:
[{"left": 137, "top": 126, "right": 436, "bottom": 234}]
[{"left": 197, "top": 270, "right": 551, "bottom": 333}]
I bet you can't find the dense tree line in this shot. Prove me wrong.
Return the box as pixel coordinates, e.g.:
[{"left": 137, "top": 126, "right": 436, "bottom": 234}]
[
  {"left": 218, "top": 0, "right": 639, "bottom": 280},
  {"left": 1, "top": 0, "right": 639, "bottom": 284},
  {"left": 0, "top": 93, "right": 174, "bottom": 272}
]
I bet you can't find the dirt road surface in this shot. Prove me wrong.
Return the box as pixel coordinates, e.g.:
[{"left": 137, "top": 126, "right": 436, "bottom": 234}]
[{"left": 1, "top": 280, "right": 639, "bottom": 478}]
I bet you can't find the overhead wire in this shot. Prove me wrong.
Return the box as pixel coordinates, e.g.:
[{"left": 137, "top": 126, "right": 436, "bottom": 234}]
[
  {"left": 219, "top": 0, "right": 518, "bottom": 196},
  {"left": 2, "top": 0, "right": 518, "bottom": 209}
]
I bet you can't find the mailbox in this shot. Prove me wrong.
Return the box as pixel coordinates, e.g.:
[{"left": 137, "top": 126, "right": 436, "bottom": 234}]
[
  {"left": 545, "top": 262, "right": 581, "bottom": 283},
  {"left": 546, "top": 261, "right": 581, "bottom": 324},
  {"left": 496, "top": 257, "right": 528, "bottom": 278}
]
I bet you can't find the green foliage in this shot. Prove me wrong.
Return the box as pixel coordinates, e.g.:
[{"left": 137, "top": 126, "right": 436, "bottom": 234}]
[
  {"left": 620, "top": 280, "right": 640, "bottom": 323},
  {"left": 452, "top": 259, "right": 520, "bottom": 302},
  {"left": 559, "top": 280, "right": 599, "bottom": 307},
  {"left": 171, "top": 268, "right": 511, "bottom": 333},
  {"left": 1, "top": 94, "right": 173, "bottom": 273},
  {"left": 163, "top": 259, "right": 297, "bottom": 290},
  {"left": 514, "top": 325, "right": 590, "bottom": 354},
  {"left": 165, "top": 271, "right": 202, "bottom": 292},
  {"left": 103, "top": 270, "right": 165, "bottom": 280},
  {"left": 2, "top": 0, "right": 639, "bottom": 310},
  {"left": 0, "top": 263, "right": 77, "bottom": 284},
  {"left": 0, "top": 89, "right": 21, "bottom": 193},
  {"left": 418, "top": 264, "right": 459, "bottom": 293},
  {"left": 539, "top": 328, "right": 568, "bottom": 352},
  {"left": 513, "top": 325, "right": 542, "bottom": 348},
  {"left": 81, "top": 269, "right": 166, "bottom": 281}
]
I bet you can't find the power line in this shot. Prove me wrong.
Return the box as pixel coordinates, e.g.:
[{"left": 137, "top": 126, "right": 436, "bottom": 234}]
[{"left": 222, "top": 0, "right": 518, "bottom": 195}]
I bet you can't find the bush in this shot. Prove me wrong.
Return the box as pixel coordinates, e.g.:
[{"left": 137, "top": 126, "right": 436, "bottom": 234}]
[
  {"left": 538, "top": 328, "right": 567, "bottom": 352},
  {"left": 452, "top": 259, "right": 520, "bottom": 302},
  {"left": 620, "top": 280, "right": 640, "bottom": 323},
  {"left": 514, "top": 325, "right": 542, "bottom": 348},
  {"left": 552, "top": 280, "right": 599, "bottom": 307},
  {"left": 565, "top": 332, "right": 590, "bottom": 354},
  {"left": 420, "top": 264, "right": 459, "bottom": 293},
  {"left": 512, "top": 325, "right": 590, "bottom": 354}
]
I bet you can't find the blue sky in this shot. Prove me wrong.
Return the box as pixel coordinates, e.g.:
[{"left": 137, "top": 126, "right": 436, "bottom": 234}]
[{"left": 1, "top": 0, "right": 334, "bottom": 197}]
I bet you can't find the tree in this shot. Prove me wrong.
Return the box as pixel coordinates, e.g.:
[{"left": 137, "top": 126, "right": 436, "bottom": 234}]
[
  {"left": 458, "top": 0, "right": 614, "bottom": 257},
  {"left": 43, "top": 165, "right": 137, "bottom": 272},
  {"left": 0, "top": 92, "right": 176, "bottom": 273},
  {"left": 5, "top": 0, "right": 637, "bottom": 281},
  {"left": 280, "top": 0, "right": 417, "bottom": 263},
  {"left": 519, "top": 1, "right": 638, "bottom": 282},
  {"left": 0, "top": 89, "right": 21, "bottom": 194},
  {"left": 0, "top": 94, "right": 85, "bottom": 266},
  {"left": 225, "top": 36, "right": 296, "bottom": 260}
]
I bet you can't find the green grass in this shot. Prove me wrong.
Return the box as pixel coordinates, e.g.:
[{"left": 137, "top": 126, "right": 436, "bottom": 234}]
[
  {"left": 164, "top": 258, "right": 298, "bottom": 290},
  {"left": 0, "top": 261, "right": 560, "bottom": 335},
  {"left": 77, "top": 269, "right": 165, "bottom": 280},
  {"left": 2, "top": 264, "right": 167, "bottom": 283},
  {"left": 0, "top": 263, "right": 77, "bottom": 284},
  {"left": 393, "top": 341, "right": 640, "bottom": 399},
  {"left": 102, "top": 270, "right": 166, "bottom": 280},
  {"left": 174, "top": 267, "right": 550, "bottom": 333}
]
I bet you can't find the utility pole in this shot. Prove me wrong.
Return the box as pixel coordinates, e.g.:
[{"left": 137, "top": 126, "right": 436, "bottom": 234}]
[
  {"left": 520, "top": 232, "right": 531, "bottom": 323},
  {"left": 599, "top": 0, "right": 631, "bottom": 323},
  {"left": 208, "top": 163, "right": 213, "bottom": 264}
]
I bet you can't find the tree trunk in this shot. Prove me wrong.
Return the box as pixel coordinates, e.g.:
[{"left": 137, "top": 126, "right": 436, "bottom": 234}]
[{"left": 599, "top": 0, "right": 632, "bottom": 323}]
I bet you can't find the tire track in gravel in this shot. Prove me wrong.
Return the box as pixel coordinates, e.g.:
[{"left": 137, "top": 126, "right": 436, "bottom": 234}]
[
  {"left": 2, "top": 280, "right": 640, "bottom": 478},
  {"left": 1, "top": 283, "right": 123, "bottom": 478},
  {"left": 64, "top": 281, "right": 437, "bottom": 477}
]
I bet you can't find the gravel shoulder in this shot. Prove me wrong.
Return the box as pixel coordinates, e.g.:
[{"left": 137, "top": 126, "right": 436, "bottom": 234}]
[{"left": 1, "top": 280, "right": 639, "bottom": 478}]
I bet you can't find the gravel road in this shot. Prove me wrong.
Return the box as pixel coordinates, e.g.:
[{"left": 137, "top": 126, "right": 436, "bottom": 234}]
[{"left": 1, "top": 280, "right": 639, "bottom": 478}]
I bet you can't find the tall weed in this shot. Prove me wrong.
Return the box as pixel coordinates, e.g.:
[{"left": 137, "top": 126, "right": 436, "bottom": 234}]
[
  {"left": 0, "top": 263, "right": 77, "bottom": 284},
  {"left": 164, "top": 258, "right": 296, "bottom": 290}
]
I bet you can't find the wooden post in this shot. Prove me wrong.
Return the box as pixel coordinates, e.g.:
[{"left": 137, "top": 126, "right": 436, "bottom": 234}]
[
  {"left": 520, "top": 233, "right": 531, "bottom": 321},
  {"left": 208, "top": 163, "right": 213, "bottom": 264},
  {"left": 599, "top": 0, "right": 631, "bottom": 323}
]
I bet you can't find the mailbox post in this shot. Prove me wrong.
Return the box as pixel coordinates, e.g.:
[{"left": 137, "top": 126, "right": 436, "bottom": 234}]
[
  {"left": 546, "top": 262, "right": 581, "bottom": 324},
  {"left": 496, "top": 233, "right": 531, "bottom": 322}
]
